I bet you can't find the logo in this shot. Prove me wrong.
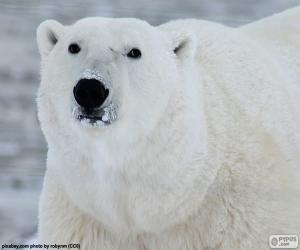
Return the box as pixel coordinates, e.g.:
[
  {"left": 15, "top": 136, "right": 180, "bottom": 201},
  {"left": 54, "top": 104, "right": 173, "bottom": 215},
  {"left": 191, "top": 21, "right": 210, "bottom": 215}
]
[{"left": 269, "top": 235, "right": 298, "bottom": 249}]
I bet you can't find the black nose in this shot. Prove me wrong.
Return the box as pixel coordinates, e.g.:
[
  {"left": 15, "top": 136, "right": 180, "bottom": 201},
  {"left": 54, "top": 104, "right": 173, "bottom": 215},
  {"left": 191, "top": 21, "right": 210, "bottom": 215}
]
[{"left": 73, "top": 78, "right": 109, "bottom": 111}]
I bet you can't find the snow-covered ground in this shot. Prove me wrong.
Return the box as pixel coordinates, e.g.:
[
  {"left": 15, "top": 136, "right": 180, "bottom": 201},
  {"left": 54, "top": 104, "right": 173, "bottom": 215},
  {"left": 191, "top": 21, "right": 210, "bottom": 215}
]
[{"left": 0, "top": 0, "right": 300, "bottom": 245}]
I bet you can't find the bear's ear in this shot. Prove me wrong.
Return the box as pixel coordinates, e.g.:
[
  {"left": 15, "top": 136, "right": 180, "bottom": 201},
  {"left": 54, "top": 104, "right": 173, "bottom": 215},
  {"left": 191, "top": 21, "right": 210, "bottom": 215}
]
[
  {"left": 171, "top": 32, "right": 196, "bottom": 61},
  {"left": 37, "top": 20, "right": 65, "bottom": 58}
]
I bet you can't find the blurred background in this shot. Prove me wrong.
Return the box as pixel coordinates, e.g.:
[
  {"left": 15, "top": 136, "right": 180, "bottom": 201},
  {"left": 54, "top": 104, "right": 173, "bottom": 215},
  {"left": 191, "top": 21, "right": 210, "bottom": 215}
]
[{"left": 0, "top": 0, "right": 300, "bottom": 244}]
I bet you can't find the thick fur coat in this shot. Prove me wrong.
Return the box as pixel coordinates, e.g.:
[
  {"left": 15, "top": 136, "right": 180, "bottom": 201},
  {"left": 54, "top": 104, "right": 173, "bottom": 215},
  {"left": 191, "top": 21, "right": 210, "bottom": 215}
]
[{"left": 36, "top": 7, "right": 300, "bottom": 250}]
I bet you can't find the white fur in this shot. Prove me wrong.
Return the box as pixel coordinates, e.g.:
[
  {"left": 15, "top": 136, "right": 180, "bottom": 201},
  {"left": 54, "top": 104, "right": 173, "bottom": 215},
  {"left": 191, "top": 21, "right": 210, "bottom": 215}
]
[{"left": 36, "top": 8, "right": 300, "bottom": 250}]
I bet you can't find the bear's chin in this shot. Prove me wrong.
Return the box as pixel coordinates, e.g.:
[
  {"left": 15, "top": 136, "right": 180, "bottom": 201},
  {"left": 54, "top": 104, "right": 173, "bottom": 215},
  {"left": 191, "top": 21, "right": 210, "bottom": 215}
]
[{"left": 71, "top": 101, "right": 118, "bottom": 128}]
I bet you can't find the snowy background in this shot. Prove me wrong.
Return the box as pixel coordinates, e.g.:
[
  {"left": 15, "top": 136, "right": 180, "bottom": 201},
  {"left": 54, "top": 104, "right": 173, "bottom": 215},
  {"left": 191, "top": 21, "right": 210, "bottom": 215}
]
[{"left": 0, "top": 0, "right": 300, "bottom": 244}]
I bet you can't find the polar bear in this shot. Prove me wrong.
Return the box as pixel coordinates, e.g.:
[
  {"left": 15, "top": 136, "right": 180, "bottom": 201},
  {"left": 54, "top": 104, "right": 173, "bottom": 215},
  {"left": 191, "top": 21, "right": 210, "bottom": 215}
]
[{"left": 36, "top": 6, "right": 300, "bottom": 250}]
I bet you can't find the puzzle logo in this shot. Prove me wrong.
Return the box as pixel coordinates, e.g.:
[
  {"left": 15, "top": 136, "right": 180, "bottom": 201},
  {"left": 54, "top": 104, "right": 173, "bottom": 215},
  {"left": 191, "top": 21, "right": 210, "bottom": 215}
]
[{"left": 269, "top": 235, "right": 298, "bottom": 249}]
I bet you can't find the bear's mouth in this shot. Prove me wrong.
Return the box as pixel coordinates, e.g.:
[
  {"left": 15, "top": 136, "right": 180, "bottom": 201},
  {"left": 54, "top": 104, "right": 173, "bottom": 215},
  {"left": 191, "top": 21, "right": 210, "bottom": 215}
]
[
  {"left": 72, "top": 102, "right": 118, "bottom": 127},
  {"left": 72, "top": 69, "right": 118, "bottom": 127}
]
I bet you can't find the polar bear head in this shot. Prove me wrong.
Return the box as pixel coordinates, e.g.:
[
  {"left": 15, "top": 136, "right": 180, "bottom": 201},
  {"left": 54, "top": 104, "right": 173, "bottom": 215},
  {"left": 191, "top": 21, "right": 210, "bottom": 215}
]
[
  {"left": 37, "top": 18, "right": 196, "bottom": 148},
  {"left": 37, "top": 18, "right": 201, "bottom": 234}
]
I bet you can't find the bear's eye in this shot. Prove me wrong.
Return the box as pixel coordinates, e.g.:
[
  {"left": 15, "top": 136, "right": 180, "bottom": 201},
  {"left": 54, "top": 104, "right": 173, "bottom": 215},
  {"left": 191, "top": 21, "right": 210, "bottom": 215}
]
[
  {"left": 68, "top": 43, "right": 81, "bottom": 54},
  {"left": 127, "top": 48, "right": 142, "bottom": 59}
]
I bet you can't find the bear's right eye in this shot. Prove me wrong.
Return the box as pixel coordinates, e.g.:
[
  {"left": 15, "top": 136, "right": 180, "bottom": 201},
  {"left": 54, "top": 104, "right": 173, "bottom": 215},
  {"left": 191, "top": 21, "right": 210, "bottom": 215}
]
[
  {"left": 68, "top": 43, "right": 81, "bottom": 54},
  {"left": 127, "top": 48, "right": 142, "bottom": 59}
]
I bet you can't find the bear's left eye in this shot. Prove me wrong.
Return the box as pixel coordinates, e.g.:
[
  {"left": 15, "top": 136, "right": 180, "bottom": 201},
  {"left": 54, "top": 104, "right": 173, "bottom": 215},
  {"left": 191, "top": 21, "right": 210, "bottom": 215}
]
[
  {"left": 127, "top": 48, "right": 142, "bottom": 59},
  {"left": 68, "top": 43, "right": 81, "bottom": 54}
]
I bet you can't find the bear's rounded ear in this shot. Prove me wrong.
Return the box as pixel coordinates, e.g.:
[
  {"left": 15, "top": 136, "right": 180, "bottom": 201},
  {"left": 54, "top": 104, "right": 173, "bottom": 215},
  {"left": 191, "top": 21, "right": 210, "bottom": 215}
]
[
  {"left": 171, "top": 32, "right": 196, "bottom": 61},
  {"left": 37, "top": 20, "right": 65, "bottom": 58}
]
